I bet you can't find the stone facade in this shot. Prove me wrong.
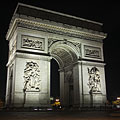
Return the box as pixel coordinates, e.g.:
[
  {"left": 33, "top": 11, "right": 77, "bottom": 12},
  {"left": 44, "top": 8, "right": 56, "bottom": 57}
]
[{"left": 5, "top": 3, "right": 107, "bottom": 108}]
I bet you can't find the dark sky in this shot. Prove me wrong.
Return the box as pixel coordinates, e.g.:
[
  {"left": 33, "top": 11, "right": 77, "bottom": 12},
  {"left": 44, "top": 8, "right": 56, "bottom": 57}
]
[{"left": 0, "top": 0, "right": 120, "bottom": 101}]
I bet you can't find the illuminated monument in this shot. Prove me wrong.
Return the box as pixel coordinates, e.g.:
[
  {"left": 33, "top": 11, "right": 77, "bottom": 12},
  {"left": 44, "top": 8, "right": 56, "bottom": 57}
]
[{"left": 5, "top": 3, "right": 107, "bottom": 108}]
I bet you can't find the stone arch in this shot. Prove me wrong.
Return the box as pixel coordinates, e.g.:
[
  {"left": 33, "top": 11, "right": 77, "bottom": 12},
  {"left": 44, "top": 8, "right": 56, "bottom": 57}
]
[
  {"left": 49, "top": 40, "right": 80, "bottom": 106},
  {"left": 5, "top": 3, "right": 107, "bottom": 108},
  {"left": 49, "top": 40, "right": 80, "bottom": 69}
]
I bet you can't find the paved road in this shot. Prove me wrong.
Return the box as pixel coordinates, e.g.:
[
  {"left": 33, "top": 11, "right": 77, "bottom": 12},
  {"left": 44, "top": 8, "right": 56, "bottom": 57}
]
[{"left": 0, "top": 111, "right": 120, "bottom": 120}]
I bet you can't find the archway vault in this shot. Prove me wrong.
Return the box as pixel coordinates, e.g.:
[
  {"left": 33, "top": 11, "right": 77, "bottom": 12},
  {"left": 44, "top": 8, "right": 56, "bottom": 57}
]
[{"left": 49, "top": 40, "right": 80, "bottom": 69}]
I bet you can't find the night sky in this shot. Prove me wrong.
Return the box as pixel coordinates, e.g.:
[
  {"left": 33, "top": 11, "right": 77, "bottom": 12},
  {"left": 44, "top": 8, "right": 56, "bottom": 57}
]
[{"left": 0, "top": 0, "right": 120, "bottom": 101}]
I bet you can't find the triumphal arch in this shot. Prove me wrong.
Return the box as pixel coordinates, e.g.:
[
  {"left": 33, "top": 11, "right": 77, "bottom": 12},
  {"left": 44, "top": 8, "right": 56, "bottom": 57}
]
[{"left": 5, "top": 3, "right": 107, "bottom": 108}]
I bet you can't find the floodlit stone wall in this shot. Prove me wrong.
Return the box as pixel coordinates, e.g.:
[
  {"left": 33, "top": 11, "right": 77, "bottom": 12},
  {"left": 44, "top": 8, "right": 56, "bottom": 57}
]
[{"left": 5, "top": 3, "right": 107, "bottom": 108}]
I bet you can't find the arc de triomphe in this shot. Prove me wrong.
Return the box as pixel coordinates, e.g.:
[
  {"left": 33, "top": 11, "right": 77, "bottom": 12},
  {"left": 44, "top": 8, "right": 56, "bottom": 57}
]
[{"left": 5, "top": 3, "right": 107, "bottom": 108}]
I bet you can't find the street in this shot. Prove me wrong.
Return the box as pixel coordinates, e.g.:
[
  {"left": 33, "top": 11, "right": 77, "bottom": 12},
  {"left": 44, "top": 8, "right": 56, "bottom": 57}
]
[{"left": 0, "top": 110, "right": 120, "bottom": 120}]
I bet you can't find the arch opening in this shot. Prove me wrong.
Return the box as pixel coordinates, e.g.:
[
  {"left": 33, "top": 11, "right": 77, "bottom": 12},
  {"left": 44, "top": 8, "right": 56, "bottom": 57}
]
[
  {"left": 50, "top": 58, "right": 60, "bottom": 98},
  {"left": 49, "top": 42, "right": 78, "bottom": 107}
]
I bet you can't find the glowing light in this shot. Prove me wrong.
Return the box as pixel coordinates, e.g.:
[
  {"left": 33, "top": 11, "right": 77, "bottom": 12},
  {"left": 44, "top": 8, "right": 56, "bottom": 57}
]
[
  {"left": 117, "top": 97, "right": 120, "bottom": 100},
  {"left": 56, "top": 99, "right": 59, "bottom": 102},
  {"left": 47, "top": 108, "right": 53, "bottom": 111}
]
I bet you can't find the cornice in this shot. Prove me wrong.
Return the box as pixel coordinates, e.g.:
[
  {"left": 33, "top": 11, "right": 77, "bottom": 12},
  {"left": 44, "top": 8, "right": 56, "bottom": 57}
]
[
  {"left": 77, "top": 60, "right": 106, "bottom": 67},
  {"left": 6, "top": 15, "right": 107, "bottom": 42}
]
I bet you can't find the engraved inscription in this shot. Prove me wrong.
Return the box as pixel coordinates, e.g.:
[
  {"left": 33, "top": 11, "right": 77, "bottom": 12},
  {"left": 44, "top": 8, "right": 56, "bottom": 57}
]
[
  {"left": 84, "top": 45, "right": 101, "bottom": 59},
  {"left": 22, "top": 35, "right": 45, "bottom": 50}
]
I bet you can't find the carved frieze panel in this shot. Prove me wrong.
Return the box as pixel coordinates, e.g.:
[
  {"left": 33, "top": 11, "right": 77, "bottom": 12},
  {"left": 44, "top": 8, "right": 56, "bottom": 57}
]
[
  {"left": 84, "top": 45, "right": 101, "bottom": 59},
  {"left": 12, "top": 18, "right": 106, "bottom": 42},
  {"left": 23, "top": 61, "right": 41, "bottom": 92},
  {"left": 87, "top": 67, "right": 101, "bottom": 93},
  {"left": 21, "top": 35, "right": 45, "bottom": 51}
]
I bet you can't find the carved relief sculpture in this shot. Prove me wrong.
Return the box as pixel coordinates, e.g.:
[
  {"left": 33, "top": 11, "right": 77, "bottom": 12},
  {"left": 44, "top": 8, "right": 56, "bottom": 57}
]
[
  {"left": 84, "top": 45, "right": 101, "bottom": 59},
  {"left": 22, "top": 35, "right": 45, "bottom": 51},
  {"left": 23, "top": 61, "right": 41, "bottom": 91},
  {"left": 87, "top": 67, "right": 101, "bottom": 93}
]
